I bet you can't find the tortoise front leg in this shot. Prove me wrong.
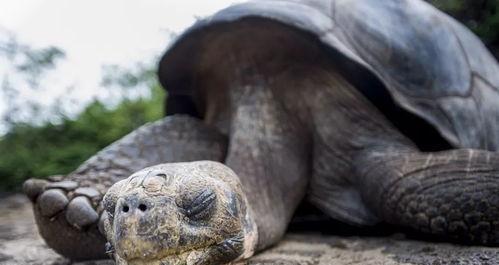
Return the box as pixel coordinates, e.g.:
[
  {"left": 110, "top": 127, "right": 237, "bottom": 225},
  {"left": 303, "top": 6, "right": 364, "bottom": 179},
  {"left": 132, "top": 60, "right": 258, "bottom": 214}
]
[
  {"left": 101, "top": 88, "right": 310, "bottom": 264},
  {"left": 356, "top": 148, "right": 499, "bottom": 245},
  {"left": 23, "top": 115, "right": 227, "bottom": 260},
  {"left": 225, "top": 87, "right": 311, "bottom": 251}
]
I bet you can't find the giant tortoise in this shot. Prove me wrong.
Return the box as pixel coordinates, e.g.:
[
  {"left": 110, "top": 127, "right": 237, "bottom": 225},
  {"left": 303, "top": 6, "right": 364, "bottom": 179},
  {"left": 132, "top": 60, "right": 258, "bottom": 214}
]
[{"left": 23, "top": 0, "right": 499, "bottom": 264}]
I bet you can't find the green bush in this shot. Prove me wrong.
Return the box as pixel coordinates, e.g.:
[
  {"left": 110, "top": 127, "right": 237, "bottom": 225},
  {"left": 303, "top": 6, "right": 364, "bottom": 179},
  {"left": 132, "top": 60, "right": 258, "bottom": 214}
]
[
  {"left": 0, "top": 85, "right": 164, "bottom": 191},
  {"left": 1, "top": 0, "right": 498, "bottom": 192}
]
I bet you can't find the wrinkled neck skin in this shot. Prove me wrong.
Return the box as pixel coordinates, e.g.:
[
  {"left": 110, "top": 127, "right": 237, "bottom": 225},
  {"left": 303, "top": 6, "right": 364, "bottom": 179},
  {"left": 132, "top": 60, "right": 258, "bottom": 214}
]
[
  {"left": 194, "top": 21, "right": 317, "bottom": 250},
  {"left": 164, "top": 18, "right": 499, "bottom": 250},
  {"left": 190, "top": 19, "right": 420, "bottom": 250}
]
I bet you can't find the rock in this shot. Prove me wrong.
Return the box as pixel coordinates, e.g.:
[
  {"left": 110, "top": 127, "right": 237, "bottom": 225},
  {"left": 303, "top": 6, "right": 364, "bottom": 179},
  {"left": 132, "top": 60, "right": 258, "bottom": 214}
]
[{"left": 1, "top": 194, "right": 498, "bottom": 265}]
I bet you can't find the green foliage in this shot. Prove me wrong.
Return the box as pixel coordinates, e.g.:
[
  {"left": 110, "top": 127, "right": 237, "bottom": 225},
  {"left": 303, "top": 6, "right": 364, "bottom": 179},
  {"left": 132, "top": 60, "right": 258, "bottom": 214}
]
[
  {"left": 0, "top": 82, "right": 165, "bottom": 192},
  {"left": 0, "top": 31, "right": 165, "bottom": 191},
  {"left": 1, "top": 31, "right": 65, "bottom": 88},
  {"left": 1, "top": 31, "right": 67, "bottom": 128},
  {"left": 2, "top": 0, "right": 498, "bottom": 192},
  {"left": 14, "top": 46, "right": 65, "bottom": 87}
]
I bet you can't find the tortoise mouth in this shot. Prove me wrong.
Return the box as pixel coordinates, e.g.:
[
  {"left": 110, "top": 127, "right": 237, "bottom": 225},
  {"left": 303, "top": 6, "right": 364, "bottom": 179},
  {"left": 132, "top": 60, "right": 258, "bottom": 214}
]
[{"left": 122, "top": 244, "right": 214, "bottom": 264}]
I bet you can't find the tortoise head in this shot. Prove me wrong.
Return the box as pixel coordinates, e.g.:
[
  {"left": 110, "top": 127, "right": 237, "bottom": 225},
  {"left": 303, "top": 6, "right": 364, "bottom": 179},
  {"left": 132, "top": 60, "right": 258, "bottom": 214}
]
[{"left": 102, "top": 161, "right": 257, "bottom": 265}]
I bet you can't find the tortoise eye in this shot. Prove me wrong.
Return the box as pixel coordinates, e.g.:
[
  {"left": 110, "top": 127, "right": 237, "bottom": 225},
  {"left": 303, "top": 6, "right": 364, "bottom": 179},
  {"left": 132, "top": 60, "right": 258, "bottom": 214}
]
[{"left": 182, "top": 189, "right": 217, "bottom": 221}]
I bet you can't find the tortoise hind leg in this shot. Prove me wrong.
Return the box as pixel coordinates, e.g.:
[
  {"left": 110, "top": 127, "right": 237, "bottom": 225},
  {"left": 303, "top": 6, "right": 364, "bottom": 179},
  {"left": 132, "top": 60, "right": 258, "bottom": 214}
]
[
  {"left": 23, "top": 115, "right": 227, "bottom": 260},
  {"left": 292, "top": 58, "right": 499, "bottom": 245},
  {"left": 355, "top": 148, "right": 499, "bottom": 245},
  {"left": 97, "top": 85, "right": 310, "bottom": 265}
]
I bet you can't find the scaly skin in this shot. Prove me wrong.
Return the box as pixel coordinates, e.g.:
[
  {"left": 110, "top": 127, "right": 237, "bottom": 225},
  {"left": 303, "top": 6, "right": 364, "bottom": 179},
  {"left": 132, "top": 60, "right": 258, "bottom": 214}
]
[
  {"left": 24, "top": 115, "right": 227, "bottom": 260},
  {"left": 25, "top": 10, "right": 499, "bottom": 264},
  {"left": 103, "top": 162, "right": 258, "bottom": 265},
  {"left": 356, "top": 149, "right": 499, "bottom": 245}
]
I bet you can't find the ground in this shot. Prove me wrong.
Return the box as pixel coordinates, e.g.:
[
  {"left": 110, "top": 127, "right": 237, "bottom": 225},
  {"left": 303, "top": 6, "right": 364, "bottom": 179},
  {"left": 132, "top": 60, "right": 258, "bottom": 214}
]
[{"left": 1, "top": 194, "right": 499, "bottom": 265}]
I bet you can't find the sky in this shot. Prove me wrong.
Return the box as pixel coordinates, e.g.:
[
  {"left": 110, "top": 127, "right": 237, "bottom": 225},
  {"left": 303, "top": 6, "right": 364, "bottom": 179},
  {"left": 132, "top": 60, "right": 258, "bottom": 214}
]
[{"left": 0, "top": 0, "right": 237, "bottom": 132}]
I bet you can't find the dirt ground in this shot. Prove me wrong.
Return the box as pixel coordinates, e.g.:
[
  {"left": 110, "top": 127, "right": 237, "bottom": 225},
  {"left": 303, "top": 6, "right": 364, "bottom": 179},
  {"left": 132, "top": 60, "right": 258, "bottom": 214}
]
[{"left": 2, "top": 194, "right": 499, "bottom": 265}]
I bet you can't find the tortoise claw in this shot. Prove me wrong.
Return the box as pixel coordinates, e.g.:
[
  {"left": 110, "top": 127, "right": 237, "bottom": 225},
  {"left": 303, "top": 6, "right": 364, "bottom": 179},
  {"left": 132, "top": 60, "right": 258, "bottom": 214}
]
[
  {"left": 32, "top": 180, "right": 107, "bottom": 260},
  {"left": 66, "top": 196, "right": 99, "bottom": 229},
  {"left": 38, "top": 189, "right": 69, "bottom": 217},
  {"left": 23, "top": 178, "right": 49, "bottom": 202}
]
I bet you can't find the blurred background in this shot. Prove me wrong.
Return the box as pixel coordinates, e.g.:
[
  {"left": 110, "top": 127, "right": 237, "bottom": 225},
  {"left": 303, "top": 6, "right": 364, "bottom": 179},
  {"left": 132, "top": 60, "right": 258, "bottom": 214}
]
[{"left": 0, "top": 0, "right": 498, "bottom": 192}]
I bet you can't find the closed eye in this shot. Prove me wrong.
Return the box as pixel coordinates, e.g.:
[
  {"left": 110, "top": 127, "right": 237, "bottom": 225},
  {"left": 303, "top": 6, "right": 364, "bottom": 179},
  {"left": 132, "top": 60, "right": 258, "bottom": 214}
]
[{"left": 183, "top": 189, "right": 217, "bottom": 221}]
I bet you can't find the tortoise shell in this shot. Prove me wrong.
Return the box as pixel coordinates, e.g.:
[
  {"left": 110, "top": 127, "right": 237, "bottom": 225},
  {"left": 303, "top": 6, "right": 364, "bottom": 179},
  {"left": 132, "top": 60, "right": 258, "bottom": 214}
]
[{"left": 158, "top": 0, "right": 499, "bottom": 150}]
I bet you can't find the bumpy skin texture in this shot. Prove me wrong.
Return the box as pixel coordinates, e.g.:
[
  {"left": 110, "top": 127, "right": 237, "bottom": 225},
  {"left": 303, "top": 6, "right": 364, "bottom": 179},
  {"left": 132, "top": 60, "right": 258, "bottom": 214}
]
[
  {"left": 157, "top": 2, "right": 499, "bottom": 251},
  {"left": 156, "top": 0, "right": 499, "bottom": 244},
  {"left": 24, "top": 116, "right": 228, "bottom": 260},
  {"left": 102, "top": 162, "right": 257, "bottom": 265},
  {"left": 357, "top": 149, "right": 499, "bottom": 244},
  {"left": 25, "top": 0, "right": 499, "bottom": 262}
]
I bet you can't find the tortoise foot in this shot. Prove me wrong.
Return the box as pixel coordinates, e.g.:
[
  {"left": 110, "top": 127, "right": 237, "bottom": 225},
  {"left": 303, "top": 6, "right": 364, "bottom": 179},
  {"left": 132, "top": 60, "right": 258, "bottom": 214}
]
[
  {"left": 23, "top": 177, "right": 108, "bottom": 260},
  {"left": 22, "top": 116, "right": 229, "bottom": 261},
  {"left": 103, "top": 161, "right": 258, "bottom": 265}
]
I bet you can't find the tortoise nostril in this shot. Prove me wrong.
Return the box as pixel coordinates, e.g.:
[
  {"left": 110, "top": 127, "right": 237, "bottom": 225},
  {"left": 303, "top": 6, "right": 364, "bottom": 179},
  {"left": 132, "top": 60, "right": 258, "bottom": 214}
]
[
  {"left": 122, "top": 205, "right": 129, "bottom": 213},
  {"left": 138, "top": 204, "right": 147, "bottom": 212}
]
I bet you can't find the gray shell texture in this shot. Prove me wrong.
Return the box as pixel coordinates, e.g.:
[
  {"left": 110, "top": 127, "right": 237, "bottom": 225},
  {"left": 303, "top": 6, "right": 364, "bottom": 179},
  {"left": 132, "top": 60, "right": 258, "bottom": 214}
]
[{"left": 158, "top": 0, "right": 499, "bottom": 150}]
